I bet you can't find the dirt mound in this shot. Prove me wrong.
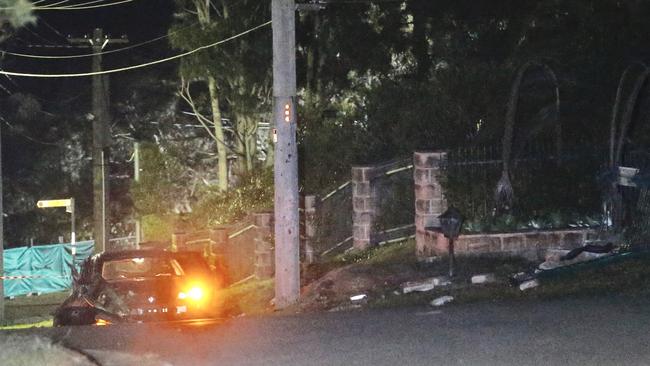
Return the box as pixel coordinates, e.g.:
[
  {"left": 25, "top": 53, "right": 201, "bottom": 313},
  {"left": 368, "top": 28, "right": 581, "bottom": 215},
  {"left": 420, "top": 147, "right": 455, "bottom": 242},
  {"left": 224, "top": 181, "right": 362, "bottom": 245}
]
[{"left": 299, "top": 263, "right": 417, "bottom": 311}]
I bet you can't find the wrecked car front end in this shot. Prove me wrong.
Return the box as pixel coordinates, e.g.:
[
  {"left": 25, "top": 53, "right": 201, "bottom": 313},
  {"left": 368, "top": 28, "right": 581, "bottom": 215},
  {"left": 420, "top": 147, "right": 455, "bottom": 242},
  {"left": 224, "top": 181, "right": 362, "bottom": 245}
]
[{"left": 53, "top": 249, "right": 219, "bottom": 326}]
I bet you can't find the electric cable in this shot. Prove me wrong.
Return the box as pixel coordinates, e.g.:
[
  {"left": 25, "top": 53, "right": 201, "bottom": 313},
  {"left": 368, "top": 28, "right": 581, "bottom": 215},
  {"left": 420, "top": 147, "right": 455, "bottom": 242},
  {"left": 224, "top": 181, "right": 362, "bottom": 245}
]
[
  {"left": 0, "top": 0, "right": 138, "bottom": 11},
  {"left": 0, "top": 20, "right": 272, "bottom": 78},
  {"left": 0, "top": 21, "right": 201, "bottom": 59},
  {"left": 40, "top": 0, "right": 73, "bottom": 8},
  {"left": 33, "top": 0, "right": 136, "bottom": 10}
]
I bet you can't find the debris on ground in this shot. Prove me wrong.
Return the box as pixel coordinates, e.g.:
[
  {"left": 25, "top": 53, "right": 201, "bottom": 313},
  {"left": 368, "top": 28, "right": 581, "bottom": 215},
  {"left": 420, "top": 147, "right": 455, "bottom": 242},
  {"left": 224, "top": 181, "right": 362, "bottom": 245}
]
[
  {"left": 519, "top": 279, "right": 540, "bottom": 291},
  {"left": 300, "top": 263, "right": 417, "bottom": 311},
  {"left": 401, "top": 276, "right": 451, "bottom": 294},
  {"left": 539, "top": 245, "right": 614, "bottom": 270},
  {"left": 471, "top": 273, "right": 497, "bottom": 284},
  {"left": 431, "top": 295, "right": 454, "bottom": 307},
  {"left": 328, "top": 304, "right": 362, "bottom": 312},
  {"left": 510, "top": 243, "right": 618, "bottom": 288},
  {"left": 350, "top": 294, "right": 367, "bottom": 302},
  {"left": 418, "top": 256, "right": 438, "bottom": 264}
]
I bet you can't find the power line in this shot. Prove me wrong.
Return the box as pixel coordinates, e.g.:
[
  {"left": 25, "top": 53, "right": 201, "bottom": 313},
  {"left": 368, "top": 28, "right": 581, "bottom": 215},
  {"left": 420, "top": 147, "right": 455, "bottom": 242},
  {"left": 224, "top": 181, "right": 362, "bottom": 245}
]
[
  {"left": 34, "top": 0, "right": 137, "bottom": 10},
  {"left": 40, "top": 0, "right": 73, "bottom": 7},
  {"left": 52, "top": 0, "right": 111, "bottom": 8},
  {"left": 0, "top": 0, "right": 138, "bottom": 11},
  {"left": 0, "top": 20, "right": 272, "bottom": 78},
  {"left": 39, "top": 19, "right": 69, "bottom": 41},
  {"left": 0, "top": 21, "right": 201, "bottom": 59}
]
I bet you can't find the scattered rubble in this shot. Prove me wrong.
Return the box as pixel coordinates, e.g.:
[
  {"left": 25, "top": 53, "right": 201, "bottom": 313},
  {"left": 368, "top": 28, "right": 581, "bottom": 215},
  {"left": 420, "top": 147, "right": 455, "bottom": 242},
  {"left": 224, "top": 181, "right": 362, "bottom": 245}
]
[
  {"left": 431, "top": 295, "right": 454, "bottom": 307},
  {"left": 539, "top": 248, "right": 612, "bottom": 270},
  {"left": 401, "top": 276, "right": 451, "bottom": 294},
  {"left": 471, "top": 273, "right": 497, "bottom": 284},
  {"left": 418, "top": 256, "right": 438, "bottom": 264},
  {"left": 519, "top": 279, "right": 539, "bottom": 291}
]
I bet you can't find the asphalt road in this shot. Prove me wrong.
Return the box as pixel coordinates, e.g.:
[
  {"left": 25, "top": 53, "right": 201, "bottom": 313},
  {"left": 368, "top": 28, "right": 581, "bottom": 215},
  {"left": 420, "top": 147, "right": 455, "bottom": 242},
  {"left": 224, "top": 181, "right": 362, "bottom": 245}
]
[{"left": 6, "top": 295, "right": 650, "bottom": 366}]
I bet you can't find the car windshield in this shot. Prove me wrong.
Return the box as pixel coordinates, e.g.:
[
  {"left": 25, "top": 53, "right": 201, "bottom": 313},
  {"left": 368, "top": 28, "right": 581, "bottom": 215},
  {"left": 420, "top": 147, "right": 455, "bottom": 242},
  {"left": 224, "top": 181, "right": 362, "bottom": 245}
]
[{"left": 101, "top": 257, "right": 185, "bottom": 281}]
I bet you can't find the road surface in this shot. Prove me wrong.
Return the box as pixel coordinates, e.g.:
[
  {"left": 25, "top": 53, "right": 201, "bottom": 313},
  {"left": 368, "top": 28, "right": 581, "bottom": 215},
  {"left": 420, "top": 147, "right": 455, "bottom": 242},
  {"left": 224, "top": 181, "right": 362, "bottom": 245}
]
[{"left": 5, "top": 295, "right": 650, "bottom": 365}]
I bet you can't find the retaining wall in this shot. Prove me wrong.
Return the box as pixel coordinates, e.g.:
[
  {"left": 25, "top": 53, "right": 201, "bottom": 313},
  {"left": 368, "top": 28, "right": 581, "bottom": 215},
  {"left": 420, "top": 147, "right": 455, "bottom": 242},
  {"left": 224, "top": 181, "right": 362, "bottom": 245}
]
[{"left": 448, "top": 228, "right": 604, "bottom": 261}]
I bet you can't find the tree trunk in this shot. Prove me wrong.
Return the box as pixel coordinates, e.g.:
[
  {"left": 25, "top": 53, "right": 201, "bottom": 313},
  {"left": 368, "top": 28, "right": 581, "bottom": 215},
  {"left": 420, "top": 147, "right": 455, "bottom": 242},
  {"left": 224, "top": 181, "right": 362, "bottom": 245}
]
[
  {"left": 244, "top": 116, "right": 252, "bottom": 172},
  {"left": 208, "top": 76, "right": 229, "bottom": 191},
  {"left": 410, "top": 3, "right": 430, "bottom": 78},
  {"left": 496, "top": 61, "right": 560, "bottom": 213},
  {"left": 609, "top": 63, "right": 647, "bottom": 167},
  {"left": 614, "top": 67, "right": 650, "bottom": 166},
  {"left": 265, "top": 126, "right": 275, "bottom": 168}
]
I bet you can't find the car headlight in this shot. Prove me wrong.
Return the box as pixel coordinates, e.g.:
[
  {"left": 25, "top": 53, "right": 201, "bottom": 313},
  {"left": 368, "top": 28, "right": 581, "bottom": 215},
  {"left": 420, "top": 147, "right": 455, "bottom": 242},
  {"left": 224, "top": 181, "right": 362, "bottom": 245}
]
[{"left": 178, "top": 286, "right": 204, "bottom": 301}]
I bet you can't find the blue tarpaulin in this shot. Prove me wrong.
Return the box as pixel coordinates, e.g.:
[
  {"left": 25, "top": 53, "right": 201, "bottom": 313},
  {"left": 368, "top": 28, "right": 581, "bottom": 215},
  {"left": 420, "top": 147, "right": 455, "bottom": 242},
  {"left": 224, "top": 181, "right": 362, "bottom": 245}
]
[{"left": 2, "top": 241, "right": 94, "bottom": 297}]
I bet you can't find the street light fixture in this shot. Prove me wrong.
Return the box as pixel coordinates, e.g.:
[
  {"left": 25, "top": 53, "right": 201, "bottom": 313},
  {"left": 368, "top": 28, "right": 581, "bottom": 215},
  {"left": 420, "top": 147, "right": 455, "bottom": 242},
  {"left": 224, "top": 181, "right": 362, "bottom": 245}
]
[{"left": 439, "top": 207, "right": 463, "bottom": 278}]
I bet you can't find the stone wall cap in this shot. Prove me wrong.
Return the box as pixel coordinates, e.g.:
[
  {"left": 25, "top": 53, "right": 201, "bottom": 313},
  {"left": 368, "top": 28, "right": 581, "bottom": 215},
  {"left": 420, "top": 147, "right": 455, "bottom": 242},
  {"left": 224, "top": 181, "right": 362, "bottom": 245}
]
[
  {"left": 457, "top": 228, "right": 596, "bottom": 239},
  {"left": 414, "top": 150, "right": 448, "bottom": 154}
]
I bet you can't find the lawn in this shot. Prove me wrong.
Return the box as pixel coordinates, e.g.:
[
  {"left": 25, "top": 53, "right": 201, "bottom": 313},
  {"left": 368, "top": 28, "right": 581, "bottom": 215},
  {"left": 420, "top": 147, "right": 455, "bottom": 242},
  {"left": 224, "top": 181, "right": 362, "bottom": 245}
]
[{"left": 2, "top": 291, "right": 69, "bottom": 327}]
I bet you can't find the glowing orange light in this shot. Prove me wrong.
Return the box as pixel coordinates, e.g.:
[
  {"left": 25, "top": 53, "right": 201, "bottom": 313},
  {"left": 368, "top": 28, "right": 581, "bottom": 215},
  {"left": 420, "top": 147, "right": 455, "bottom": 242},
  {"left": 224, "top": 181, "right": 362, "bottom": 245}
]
[
  {"left": 179, "top": 285, "right": 205, "bottom": 302},
  {"left": 95, "top": 319, "right": 111, "bottom": 326},
  {"left": 284, "top": 103, "right": 291, "bottom": 122},
  {"left": 188, "top": 286, "right": 204, "bottom": 301}
]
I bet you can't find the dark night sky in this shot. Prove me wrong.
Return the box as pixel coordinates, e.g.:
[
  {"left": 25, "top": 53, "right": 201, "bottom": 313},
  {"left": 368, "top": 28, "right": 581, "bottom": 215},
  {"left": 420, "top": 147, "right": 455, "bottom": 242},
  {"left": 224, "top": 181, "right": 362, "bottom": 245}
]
[
  {"left": 4, "top": 0, "right": 177, "bottom": 99},
  {"left": 0, "top": 1, "right": 179, "bottom": 245}
]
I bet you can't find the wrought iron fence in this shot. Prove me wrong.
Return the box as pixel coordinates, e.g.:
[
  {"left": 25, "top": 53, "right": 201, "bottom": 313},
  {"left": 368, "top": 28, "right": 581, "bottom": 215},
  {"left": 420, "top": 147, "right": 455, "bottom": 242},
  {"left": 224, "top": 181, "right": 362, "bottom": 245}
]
[
  {"left": 373, "top": 158, "right": 415, "bottom": 243},
  {"left": 313, "top": 183, "right": 353, "bottom": 255},
  {"left": 444, "top": 142, "right": 606, "bottom": 232}
]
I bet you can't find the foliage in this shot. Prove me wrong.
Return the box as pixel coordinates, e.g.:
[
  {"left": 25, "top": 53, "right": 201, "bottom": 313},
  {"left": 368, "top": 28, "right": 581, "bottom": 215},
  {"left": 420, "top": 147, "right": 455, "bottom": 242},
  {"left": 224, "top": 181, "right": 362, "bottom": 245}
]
[
  {"left": 140, "top": 214, "right": 175, "bottom": 244},
  {"left": 191, "top": 167, "right": 274, "bottom": 227},
  {"left": 170, "top": 0, "right": 273, "bottom": 179},
  {"left": 131, "top": 142, "right": 187, "bottom": 216},
  {"left": 0, "top": 0, "right": 34, "bottom": 41}
]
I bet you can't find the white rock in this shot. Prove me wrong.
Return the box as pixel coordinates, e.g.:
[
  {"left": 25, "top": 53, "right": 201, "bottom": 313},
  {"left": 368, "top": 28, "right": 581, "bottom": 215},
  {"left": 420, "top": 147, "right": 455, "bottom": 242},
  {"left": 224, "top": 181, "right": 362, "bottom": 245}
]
[
  {"left": 401, "top": 276, "right": 451, "bottom": 294},
  {"left": 350, "top": 294, "right": 367, "bottom": 301},
  {"left": 433, "top": 276, "right": 452, "bottom": 286},
  {"left": 471, "top": 273, "right": 496, "bottom": 284},
  {"left": 402, "top": 282, "right": 435, "bottom": 294},
  {"left": 519, "top": 279, "right": 540, "bottom": 291},
  {"left": 431, "top": 295, "right": 454, "bottom": 307}
]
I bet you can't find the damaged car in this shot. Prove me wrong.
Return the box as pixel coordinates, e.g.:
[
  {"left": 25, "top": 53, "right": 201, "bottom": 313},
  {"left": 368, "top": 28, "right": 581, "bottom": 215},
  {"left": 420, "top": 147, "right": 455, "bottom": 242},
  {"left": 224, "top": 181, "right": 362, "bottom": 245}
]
[{"left": 53, "top": 249, "right": 225, "bottom": 326}]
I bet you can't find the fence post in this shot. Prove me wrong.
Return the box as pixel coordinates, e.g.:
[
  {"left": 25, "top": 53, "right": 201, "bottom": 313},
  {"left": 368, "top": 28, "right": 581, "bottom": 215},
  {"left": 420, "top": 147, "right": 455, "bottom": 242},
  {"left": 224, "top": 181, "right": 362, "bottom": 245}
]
[
  {"left": 254, "top": 212, "right": 274, "bottom": 279},
  {"left": 303, "top": 195, "right": 317, "bottom": 264},
  {"left": 414, "top": 151, "right": 448, "bottom": 258},
  {"left": 352, "top": 165, "right": 379, "bottom": 250},
  {"left": 171, "top": 232, "right": 188, "bottom": 252}
]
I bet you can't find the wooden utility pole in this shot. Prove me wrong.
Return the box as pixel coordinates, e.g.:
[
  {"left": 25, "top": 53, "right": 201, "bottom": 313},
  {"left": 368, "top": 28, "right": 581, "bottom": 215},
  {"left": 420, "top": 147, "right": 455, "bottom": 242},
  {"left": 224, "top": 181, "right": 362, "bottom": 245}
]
[
  {"left": 272, "top": 0, "right": 300, "bottom": 308},
  {"left": 68, "top": 29, "right": 128, "bottom": 253},
  {"left": 0, "top": 122, "right": 4, "bottom": 324},
  {"left": 134, "top": 142, "right": 141, "bottom": 247}
]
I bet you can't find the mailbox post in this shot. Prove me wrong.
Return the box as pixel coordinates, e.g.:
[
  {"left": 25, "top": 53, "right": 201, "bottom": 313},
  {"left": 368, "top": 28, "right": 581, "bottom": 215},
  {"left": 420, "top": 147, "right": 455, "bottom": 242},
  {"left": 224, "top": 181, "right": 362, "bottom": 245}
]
[{"left": 439, "top": 207, "right": 463, "bottom": 277}]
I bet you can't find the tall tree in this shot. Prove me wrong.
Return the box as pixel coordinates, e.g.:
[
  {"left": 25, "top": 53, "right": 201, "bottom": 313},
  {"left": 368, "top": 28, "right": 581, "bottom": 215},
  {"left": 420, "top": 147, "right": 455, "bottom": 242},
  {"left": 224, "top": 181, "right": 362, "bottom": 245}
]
[{"left": 171, "top": 0, "right": 271, "bottom": 189}]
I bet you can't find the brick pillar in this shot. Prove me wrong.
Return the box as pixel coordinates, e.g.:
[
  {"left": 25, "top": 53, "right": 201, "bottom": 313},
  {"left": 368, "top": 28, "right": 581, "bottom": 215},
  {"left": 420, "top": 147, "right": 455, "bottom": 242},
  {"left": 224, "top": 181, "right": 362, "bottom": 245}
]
[
  {"left": 414, "top": 151, "right": 448, "bottom": 258},
  {"left": 254, "top": 212, "right": 274, "bottom": 279},
  {"left": 352, "top": 166, "right": 378, "bottom": 250},
  {"left": 209, "top": 226, "right": 228, "bottom": 263},
  {"left": 171, "top": 232, "right": 188, "bottom": 252},
  {"left": 303, "top": 195, "right": 317, "bottom": 264}
]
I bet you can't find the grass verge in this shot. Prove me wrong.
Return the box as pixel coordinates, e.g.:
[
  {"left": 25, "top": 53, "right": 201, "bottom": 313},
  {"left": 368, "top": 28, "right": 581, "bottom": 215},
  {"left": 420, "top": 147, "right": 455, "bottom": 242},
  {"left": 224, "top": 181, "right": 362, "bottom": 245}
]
[
  {"left": 2, "top": 291, "right": 68, "bottom": 327},
  {"left": 372, "top": 247, "right": 650, "bottom": 308},
  {"left": 218, "top": 278, "right": 275, "bottom": 317},
  {"left": 0, "top": 320, "right": 53, "bottom": 330}
]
